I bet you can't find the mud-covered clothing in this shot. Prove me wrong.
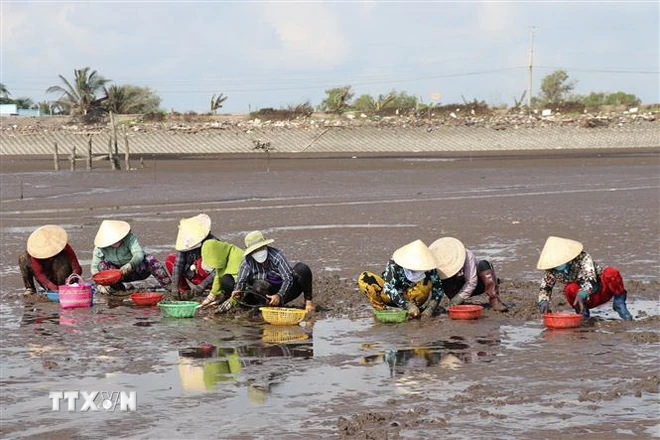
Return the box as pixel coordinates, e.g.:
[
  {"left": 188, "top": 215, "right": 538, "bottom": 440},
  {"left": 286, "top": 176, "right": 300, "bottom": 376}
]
[
  {"left": 538, "top": 251, "right": 604, "bottom": 304},
  {"left": 97, "top": 254, "right": 171, "bottom": 288},
  {"left": 19, "top": 244, "right": 81, "bottom": 291},
  {"left": 235, "top": 247, "right": 295, "bottom": 300},
  {"left": 358, "top": 260, "right": 444, "bottom": 310},
  {"left": 90, "top": 232, "right": 145, "bottom": 275}
]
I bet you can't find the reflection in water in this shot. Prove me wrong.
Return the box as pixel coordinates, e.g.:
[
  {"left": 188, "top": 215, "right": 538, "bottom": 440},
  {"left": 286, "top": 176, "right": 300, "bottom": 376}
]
[
  {"left": 359, "top": 338, "right": 492, "bottom": 377},
  {"left": 177, "top": 330, "right": 314, "bottom": 396}
]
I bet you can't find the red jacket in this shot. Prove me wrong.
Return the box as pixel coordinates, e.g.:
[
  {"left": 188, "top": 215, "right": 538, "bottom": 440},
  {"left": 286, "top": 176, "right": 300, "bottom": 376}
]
[{"left": 31, "top": 244, "right": 82, "bottom": 291}]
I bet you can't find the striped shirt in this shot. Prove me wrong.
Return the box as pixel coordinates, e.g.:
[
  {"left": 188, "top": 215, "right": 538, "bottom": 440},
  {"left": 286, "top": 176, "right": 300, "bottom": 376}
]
[{"left": 235, "top": 246, "right": 294, "bottom": 298}]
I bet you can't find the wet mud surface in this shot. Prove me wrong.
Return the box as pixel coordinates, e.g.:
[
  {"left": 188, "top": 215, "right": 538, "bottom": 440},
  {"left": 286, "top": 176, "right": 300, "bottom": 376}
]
[{"left": 1, "top": 153, "right": 659, "bottom": 439}]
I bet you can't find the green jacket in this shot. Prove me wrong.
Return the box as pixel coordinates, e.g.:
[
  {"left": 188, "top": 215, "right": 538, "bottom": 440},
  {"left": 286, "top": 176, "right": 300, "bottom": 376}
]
[
  {"left": 91, "top": 232, "right": 144, "bottom": 274},
  {"left": 202, "top": 240, "right": 244, "bottom": 295}
]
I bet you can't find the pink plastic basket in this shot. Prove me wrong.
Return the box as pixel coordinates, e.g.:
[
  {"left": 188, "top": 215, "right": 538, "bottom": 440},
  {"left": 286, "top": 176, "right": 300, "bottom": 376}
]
[{"left": 59, "top": 274, "right": 93, "bottom": 309}]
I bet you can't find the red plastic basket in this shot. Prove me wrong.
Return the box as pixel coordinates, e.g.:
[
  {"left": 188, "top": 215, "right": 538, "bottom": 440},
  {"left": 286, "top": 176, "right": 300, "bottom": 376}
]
[
  {"left": 447, "top": 305, "right": 484, "bottom": 320},
  {"left": 130, "top": 292, "right": 164, "bottom": 306},
  {"left": 92, "top": 269, "right": 122, "bottom": 286},
  {"left": 59, "top": 274, "right": 93, "bottom": 309},
  {"left": 543, "top": 313, "right": 582, "bottom": 329}
]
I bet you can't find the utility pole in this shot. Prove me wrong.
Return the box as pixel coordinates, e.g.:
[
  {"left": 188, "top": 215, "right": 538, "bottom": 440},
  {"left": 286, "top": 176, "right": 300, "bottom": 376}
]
[{"left": 527, "top": 26, "right": 536, "bottom": 110}]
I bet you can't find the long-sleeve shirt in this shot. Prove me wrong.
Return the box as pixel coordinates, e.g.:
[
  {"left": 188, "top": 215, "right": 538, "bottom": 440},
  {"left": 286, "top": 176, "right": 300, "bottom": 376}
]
[
  {"left": 90, "top": 232, "right": 144, "bottom": 275},
  {"left": 538, "top": 251, "right": 603, "bottom": 303},
  {"left": 171, "top": 235, "right": 217, "bottom": 291},
  {"left": 235, "top": 247, "right": 293, "bottom": 298},
  {"left": 382, "top": 259, "right": 444, "bottom": 308},
  {"left": 31, "top": 244, "right": 82, "bottom": 291},
  {"left": 206, "top": 242, "right": 244, "bottom": 295},
  {"left": 452, "top": 249, "right": 478, "bottom": 300}
]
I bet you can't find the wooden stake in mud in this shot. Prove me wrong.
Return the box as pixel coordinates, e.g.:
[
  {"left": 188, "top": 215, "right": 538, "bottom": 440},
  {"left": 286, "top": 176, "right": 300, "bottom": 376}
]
[
  {"left": 86, "top": 135, "right": 93, "bottom": 171},
  {"left": 110, "top": 111, "right": 121, "bottom": 170},
  {"left": 139, "top": 157, "right": 145, "bottom": 169},
  {"left": 70, "top": 145, "right": 76, "bottom": 171},
  {"left": 123, "top": 126, "right": 131, "bottom": 171},
  {"left": 53, "top": 142, "right": 60, "bottom": 171},
  {"left": 108, "top": 136, "right": 118, "bottom": 170}
]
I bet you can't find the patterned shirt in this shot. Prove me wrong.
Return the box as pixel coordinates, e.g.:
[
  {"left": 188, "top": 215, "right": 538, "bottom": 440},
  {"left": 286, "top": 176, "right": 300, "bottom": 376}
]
[
  {"left": 171, "top": 235, "right": 216, "bottom": 291},
  {"left": 382, "top": 259, "right": 444, "bottom": 308},
  {"left": 235, "top": 247, "right": 293, "bottom": 299},
  {"left": 538, "top": 251, "right": 603, "bottom": 303}
]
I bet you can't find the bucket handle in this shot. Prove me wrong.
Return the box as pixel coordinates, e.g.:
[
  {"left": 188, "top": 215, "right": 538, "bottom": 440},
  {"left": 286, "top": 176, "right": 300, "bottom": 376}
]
[{"left": 65, "top": 273, "right": 84, "bottom": 286}]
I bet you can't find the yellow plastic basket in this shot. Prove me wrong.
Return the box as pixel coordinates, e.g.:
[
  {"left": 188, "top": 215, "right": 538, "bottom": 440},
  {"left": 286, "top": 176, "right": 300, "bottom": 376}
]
[{"left": 259, "top": 307, "right": 306, "bottom": 326}]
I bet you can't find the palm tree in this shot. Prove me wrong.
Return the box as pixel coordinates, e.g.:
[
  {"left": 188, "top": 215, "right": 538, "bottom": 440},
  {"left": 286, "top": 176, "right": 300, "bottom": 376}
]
[
  {"left": 0, "top": 83, "right": 11, "bottom": 104},
  {"left": 46, "top": 67, "right": 110, "bottom": 116}
]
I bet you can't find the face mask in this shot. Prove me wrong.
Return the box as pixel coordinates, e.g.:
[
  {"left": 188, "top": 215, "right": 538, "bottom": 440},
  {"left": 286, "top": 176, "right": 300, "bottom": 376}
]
[
  {"left": 252, "top": 248, "right": 268, "bottom": 263},
  {"left": 404, "top": 268, "right": 426, "bottom": 283},
  {"left": 555, "top": 263, "right": 568, "bottom": 272},
  {"left": 200, "top": 262, "right": 213, "bottom": 272}
]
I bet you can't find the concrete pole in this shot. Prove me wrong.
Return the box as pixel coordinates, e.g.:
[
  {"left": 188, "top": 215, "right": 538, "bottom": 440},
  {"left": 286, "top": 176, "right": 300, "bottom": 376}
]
[{"left": 527, "top": 26, "right": 536, "bottom": 111}]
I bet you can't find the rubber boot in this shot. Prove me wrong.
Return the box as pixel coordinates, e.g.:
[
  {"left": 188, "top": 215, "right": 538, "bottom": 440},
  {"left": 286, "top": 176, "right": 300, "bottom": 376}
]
[
  {"left": 612, "top": 291, "right": 633, "bottom": 321},
  {"left": 479, "top": 268, "right": 509, "bottom": 312}
]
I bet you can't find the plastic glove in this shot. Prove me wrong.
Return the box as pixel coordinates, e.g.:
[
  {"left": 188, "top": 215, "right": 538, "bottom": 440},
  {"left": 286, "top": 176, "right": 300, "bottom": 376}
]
[
  {"left": 216, "top": 297, "right": 237, "bottom": 313},
  {"left": 407, "top": 302, "right": 420, "bottom": 319},
  {"left": 538, "top": 300, "right": 550, "bottom": 314},
  {"left": 450, "top": 295, "right": 465, "bottom": 306},
  {"left": 96, "top": 285, "right": 111, "bottom": 295},
  {"left": 421, "top": 300, "right": 438, "bottom": 319},
  {"left": 267, "top": 294, "right": 282, "bottom": 307},
  {"left": 197, "top": 293, "right": 217, "bottom": 309},
  {"left": 304, "top": 300, "right": 314, "bottom": 314},
  {"left": 119, "top": 264, "right": 132, "bottom": 276}
]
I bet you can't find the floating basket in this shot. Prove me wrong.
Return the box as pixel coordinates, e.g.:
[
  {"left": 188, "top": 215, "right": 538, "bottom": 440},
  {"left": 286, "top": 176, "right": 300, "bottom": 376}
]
[
  {"left": 259, "top": 307, "right": 306, "bottom": 326},
  {"left": 373, "top": 308, "right": 408, "bottom": 323},
  {"left": 92, "top": 269, "right": 122, "bottom": 286},
  {"left": 131, "top": 292, "right": 164, "bottom": 306},
  {"left": 447, "top": 305, "right": 484, "bottom": 320},
  {"left": 543, "top": 312, "right": 582, "bottom": 329},
  {"left": 158, "top": 300, "right": 198, "bottom": 318},
  {"left": 59, "top": 274, "right": 93, "bottom": 309}
]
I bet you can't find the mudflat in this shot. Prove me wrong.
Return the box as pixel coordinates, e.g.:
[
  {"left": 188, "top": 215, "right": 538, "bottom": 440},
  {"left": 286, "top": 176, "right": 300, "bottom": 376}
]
[{"left": 1, "top": 152, "right": 658, "bottom": 438}]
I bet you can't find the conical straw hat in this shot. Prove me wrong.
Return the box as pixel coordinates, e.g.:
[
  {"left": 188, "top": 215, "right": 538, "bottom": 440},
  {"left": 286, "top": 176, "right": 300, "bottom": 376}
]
[
  {"left": 175, "top": 214, "right": 211, "bottom": 251},
  {"left": 536, "top": 236, "right": 583, "bottom": 270},
  {"left": 27, "top": 225, "right": 68, "bottom": 259},
  {"left": 391, "top": 239, "right": 437, "bottom": 271},
  {"left": 94, "top": 220, "right": 131, "bottom": 248},
  {"left": 429, "top": 237, "right": 466, "bottom": 280}
]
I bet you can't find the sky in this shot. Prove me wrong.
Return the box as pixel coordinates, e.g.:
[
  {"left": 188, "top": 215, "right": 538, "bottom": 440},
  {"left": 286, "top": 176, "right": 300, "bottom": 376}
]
[{"left": 1, "top": 1, "right": 658, "bottom": 114}]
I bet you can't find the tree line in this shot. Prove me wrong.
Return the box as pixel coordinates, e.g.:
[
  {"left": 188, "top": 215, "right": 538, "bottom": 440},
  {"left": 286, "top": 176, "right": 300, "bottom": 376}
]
[{"left": 0, "top": 67, "right": 643, "bottom": 121}]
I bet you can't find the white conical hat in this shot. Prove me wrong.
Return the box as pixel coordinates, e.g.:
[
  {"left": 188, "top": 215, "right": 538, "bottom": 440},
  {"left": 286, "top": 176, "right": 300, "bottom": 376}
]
[
  {"left": 536, "top": 236, "right": 584, "bottom": 270},
  {"left": 391, "top": 239, "right": 437, "bottom": 271},
  {"left": 429, "top": 237, "right": 466, "bottom": 280},
  {"left": 94, "top": 220, "right": 131, "bottom": 248},
  {"left": 175, "top": 214, "right": 211, "bottom": 251},
  {"left": 27, "top": 225, "right": 68, "bottom": 259}
]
